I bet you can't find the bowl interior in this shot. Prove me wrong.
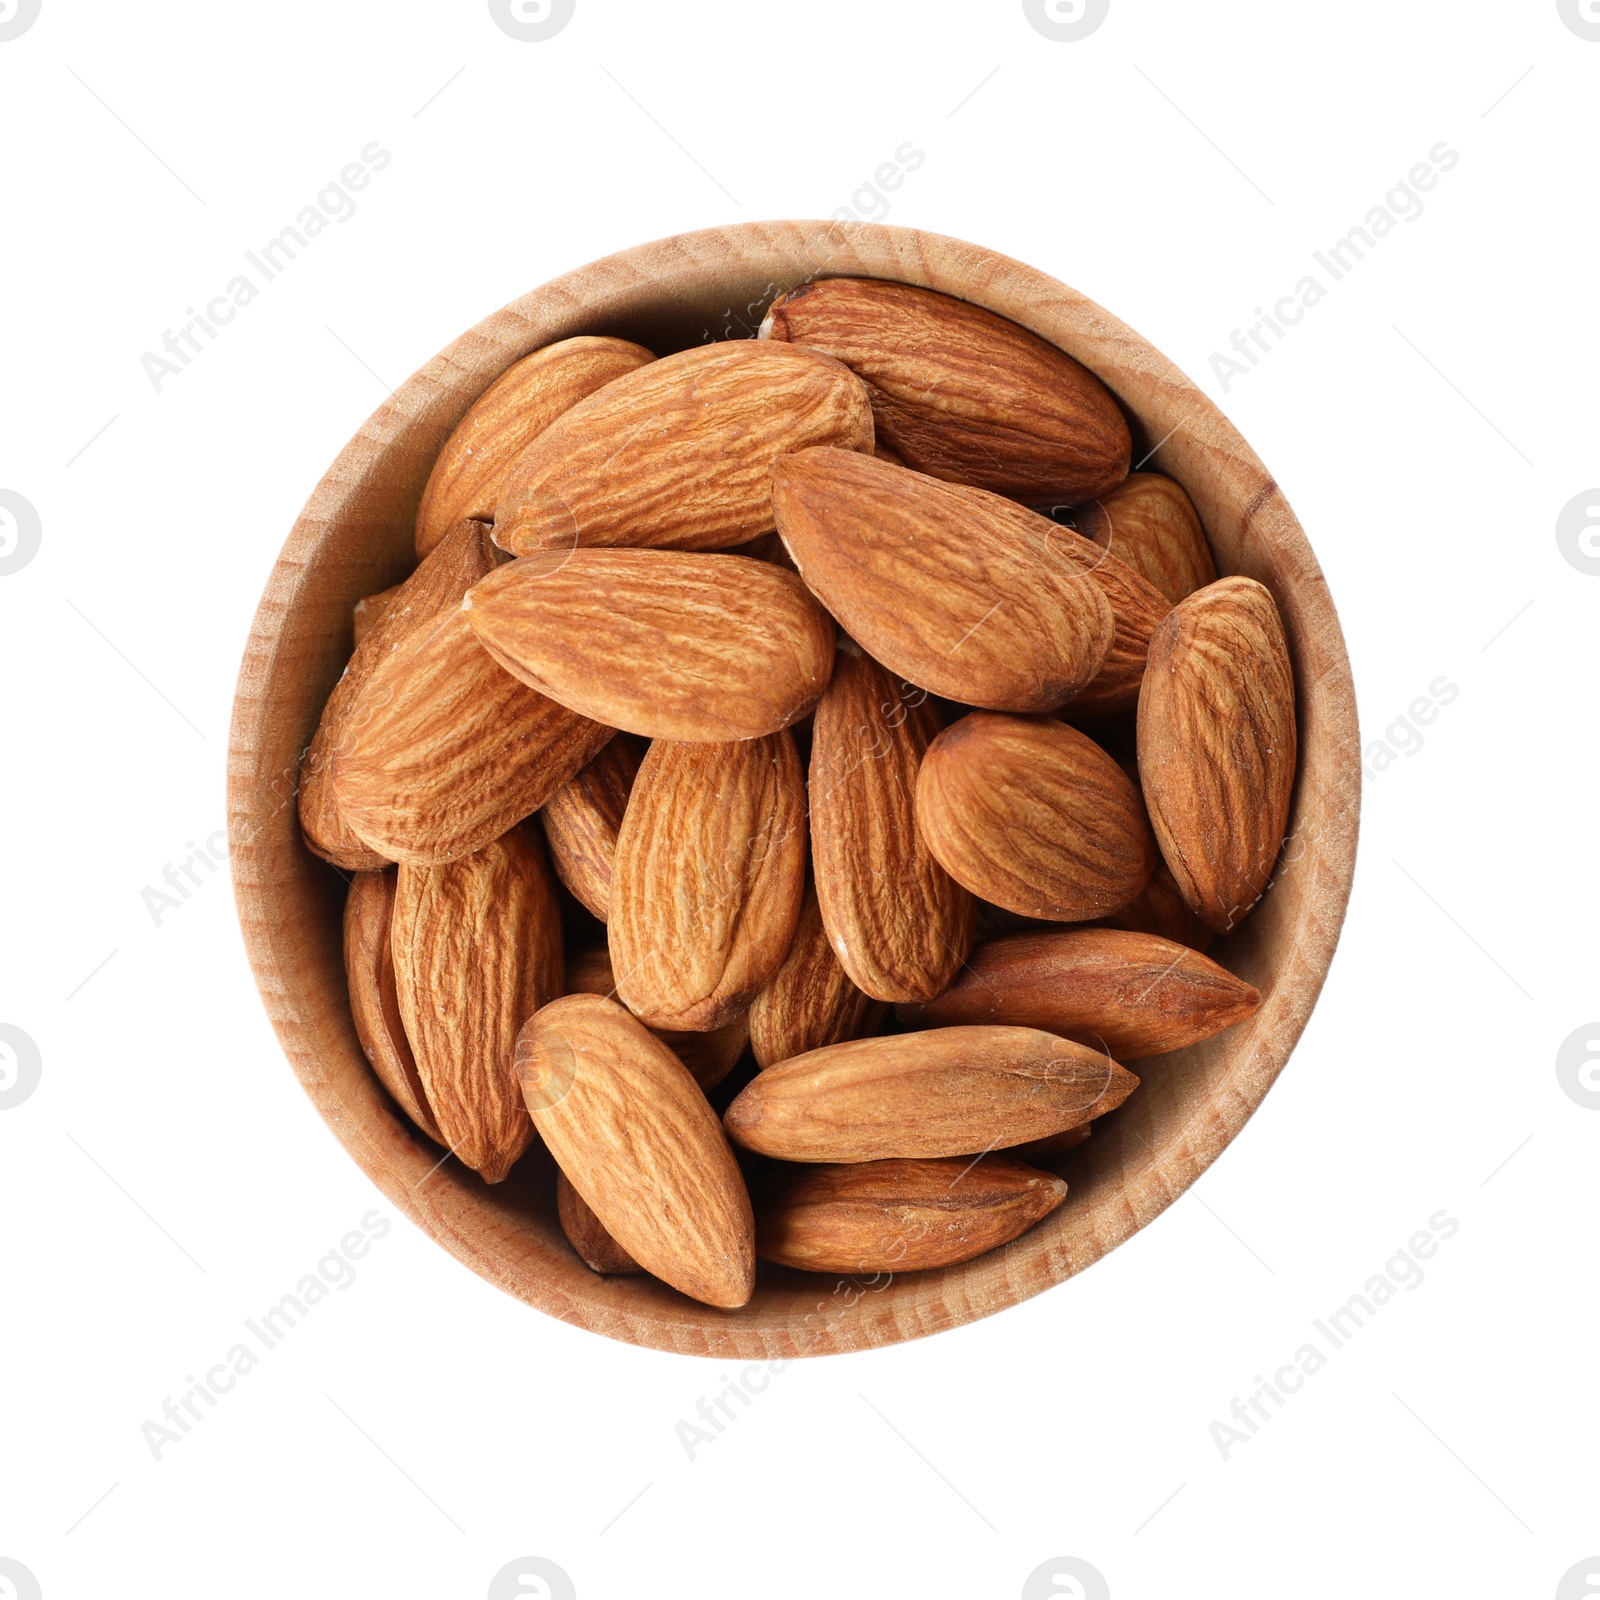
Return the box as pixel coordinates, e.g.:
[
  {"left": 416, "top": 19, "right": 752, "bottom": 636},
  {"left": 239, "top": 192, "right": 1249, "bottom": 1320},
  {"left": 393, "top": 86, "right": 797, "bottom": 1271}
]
[{"left": 227, "top": 222, "right": 1359, "bottom": 1357}]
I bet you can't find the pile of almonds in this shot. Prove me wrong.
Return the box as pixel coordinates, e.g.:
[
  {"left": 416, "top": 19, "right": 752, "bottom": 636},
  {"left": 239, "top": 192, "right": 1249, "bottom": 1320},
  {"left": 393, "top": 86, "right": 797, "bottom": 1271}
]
[{"left": 301, "top": 277, "right": 1297, "bottom": 1311}]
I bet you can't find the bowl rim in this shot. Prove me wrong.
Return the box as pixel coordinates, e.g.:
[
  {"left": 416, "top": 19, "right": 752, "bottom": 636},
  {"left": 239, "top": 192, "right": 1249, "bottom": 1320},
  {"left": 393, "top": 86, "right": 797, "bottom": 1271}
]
[{"left": 227, "top": 220, "right": 1360, "bottom": 1358}]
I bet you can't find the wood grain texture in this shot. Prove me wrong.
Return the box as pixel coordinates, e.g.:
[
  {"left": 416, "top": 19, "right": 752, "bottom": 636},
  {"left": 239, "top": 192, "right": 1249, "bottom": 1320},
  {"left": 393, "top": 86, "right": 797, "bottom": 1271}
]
[
  {"left": 228, "top": 221, "right": 1358, "bottom": 1357},
  {"left": 809, "top": 645, "right": 974, "bottom": 1003}
]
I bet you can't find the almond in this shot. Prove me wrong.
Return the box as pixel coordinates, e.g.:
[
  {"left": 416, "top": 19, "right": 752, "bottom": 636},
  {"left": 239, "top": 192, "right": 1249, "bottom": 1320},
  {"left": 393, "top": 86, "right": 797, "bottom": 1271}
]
[
  {"left": 517, "top": 993, "right": 755, "bottom": 1307},
  {"left": 556, "top": 1169, "right": 643, "bottom": 1275},
  {"left": 538, "top": 735, "right": 641, "bottom": 921},
  {"left": 415, "top": 336, "right": 655, "bottom": 557},
  {"left": 771, "top": 448, "right": 1113, "bottom": 711},
  {"left": 809, "top": 643, "right": 974, "bottom": 1002},
  {"left": 1099, "top": 857, "right": 1216, "bottom": 951},
  {"left": 748, "top": 884, "right": 887, "bottom": 1068},
  {"left": 301, "top": 520, "right": 499, "bottom": 871},
  {"left": 494, "top": 341, "right": 874, "bottom": 556},
  {"left": 1049, "top": 532, "right": 1174, "bottom": 718},
  {"left": 342, "top": 869, "right": 442, "bottom": 1143},
  {"left": 723, "top": 1025, "right": 1138, "bottom": 1162},
  {"left": 329, "top": 606, "right": 614, "bottom": 866},
  {"left": 463, "top": 549, "right": 836, "bottom": 741},
  {"left": 351, "top": 582, "right": 403, "bottom": 647},
  {"left": 760, "top": 277, "right": 1131, "bottom": 505},
  {"left": 1138, "top": 576, "right": 1297, "bottom": 933},
  {"left": 1072, "top": 472, "right": 1217, "bottom": 604},
  {"left": 755, "top": 1155, "right": 1066, "bottom": 1274},
  {"left": 391, "top": 824, "right": 562, "bottom": 1183},
  {"left": 897, "top": 927, "right": 1260, "bottom": 1059},
  {"left": 915, "top": 713, "right": 1156, "bottom": 921},
  {"left": 609, "top": 733, "right": 806, "bottom": 1031},
  {"left": 1006, "top": 1123, "right": 1093, "bottom": 1163},
  {"left": 565, "top": 943, "right": 749, "bottom": 1092}
]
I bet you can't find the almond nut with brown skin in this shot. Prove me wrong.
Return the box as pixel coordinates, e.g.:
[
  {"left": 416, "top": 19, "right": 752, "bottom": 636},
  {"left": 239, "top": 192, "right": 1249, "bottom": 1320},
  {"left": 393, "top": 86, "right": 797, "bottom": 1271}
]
[
  {"left": 556, "top": 1170, "right": 643, "bottom": 1276},
  {"left": 415, "top": 336, "right": 655, "bottom": 558},
  {"left": 565, "top": 944, "right": 749, "bottom": 1092},
  {"left": 771, "top": 448, "right": 1114, "bottom": 711},
  {"left": 897, "top": 927, "right": 1261, "bottom": 1060},
  {"left": 610, "top": 732, "right": 806, "bottom": 1032},
  {"left": 755, "top": 1155, "right": 1067, "bottom": 1274},
  {"left": 1085, "top": 751, "right": 1215, "bottom": 951},
  {"left": 1138, "top": 576, "right": 1297, "bottom": 933},
  {"left": 1049, "top": 533, "right": 1173, "bottom": 718},
  {"left": 915, "top": 713, "right": 1157, "bottom": 921},
  {"left": 1006, "top": 1124, "right": 1093, "bottom": 1163},
  {"left": 494, "top": 341, "right": 874, "bottom": 556},
  {"left": 760, "top": 277, "right": 1131, "bottom": 505},
  {"left": 329, "top": 606, "right": 614, "bottom": 866},
  {"left": 301, "top": 520, "right": 499, "bottom": 870},
  {"left": 809, "top": 643, "right": 974, "bottom": 1002},
  {"left": 538, "top": 735, "right": 641, "bottom": 922},
  {"left": 517, "top": 993, "right": 756, "bottom": 1308},
  {"left": 723, "top": 1025, "right": 1138, "bottom": 1162},
  {"left": 343, "top": 869, "right": 442, "bottom": 1144},
  {"left": 1099, "top": 857, "right": 1216, "bottom": 952},
  {"left": 351, "top": 583, "right": 403, "bottom": 647},
  {"left": 1072, "top": 472, "right": 1217, "bottom": 605},
  {"left": 391, "top": 824, "right": 563, "bottom": 1183},
  {"left": 748, "top": 884, "right": 887, "bottom": 1068},
  {"left": 463, "top": 549, "right": 836, "bottom": 741},
  {"left": 924, "top": 494, "right": 1172, "bottom": 717}
]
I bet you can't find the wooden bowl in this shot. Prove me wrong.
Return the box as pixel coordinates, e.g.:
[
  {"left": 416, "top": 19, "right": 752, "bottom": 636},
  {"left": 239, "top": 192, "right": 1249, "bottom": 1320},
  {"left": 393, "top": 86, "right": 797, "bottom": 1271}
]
[{"left": 227, "top": 222, "right": 1359, "bottom": 1357}]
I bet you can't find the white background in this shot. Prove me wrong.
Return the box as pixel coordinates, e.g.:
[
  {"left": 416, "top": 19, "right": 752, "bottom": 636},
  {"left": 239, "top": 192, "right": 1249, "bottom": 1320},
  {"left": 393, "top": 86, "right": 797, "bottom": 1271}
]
[{"left": 2, "top": 2, "right": 1596, "bottom": 1597}]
